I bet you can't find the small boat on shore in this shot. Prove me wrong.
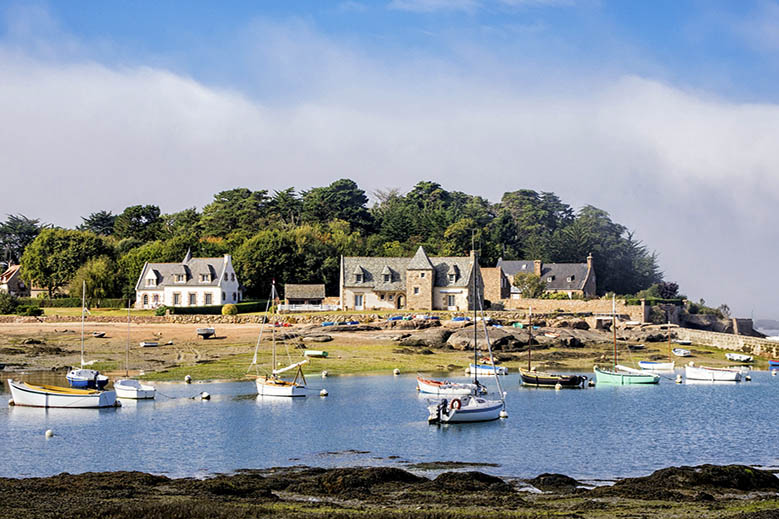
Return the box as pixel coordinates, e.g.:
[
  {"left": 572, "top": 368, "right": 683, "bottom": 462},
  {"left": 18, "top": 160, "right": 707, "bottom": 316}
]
[
  {"left": 674, "top": 339, "right": 692, "bottom": 346},
  {"left": 196, "top": 328, "right": 215, "bottom": 339},
  {"left": 725, "top": 353, "right": 753, "bottom": 363},
  {"left": 685, "top": 363, "right": 741, "bottom": 382},
  {"left": 8, "top": 379, "right": 118, "bottom": 408},
  {"left": 304, "top": 350, "right": 328, "bottom": 358},
  {"left": 417, "top": 376, "right": 486, "bottom": 396},
  {"left": 139, "top": 341, "right": 159, "bottom": 348},
  {"left": 672, "top": 348, "right": 691, "bottom": 357},
  {"left": 769, "top": 359, "right": 779, "bottom": 369},
  {"left": 92, "top": 331, "right": 105, "bottom": 338}
]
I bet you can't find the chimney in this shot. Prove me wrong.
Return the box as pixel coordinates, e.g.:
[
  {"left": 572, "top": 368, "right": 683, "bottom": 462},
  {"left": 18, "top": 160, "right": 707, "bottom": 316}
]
[
  {"left": 533, "top": 259, "right": 542, "bottom": 277},
  {"left": 587, "top": 253, "right": 593, "bottom": 270}
]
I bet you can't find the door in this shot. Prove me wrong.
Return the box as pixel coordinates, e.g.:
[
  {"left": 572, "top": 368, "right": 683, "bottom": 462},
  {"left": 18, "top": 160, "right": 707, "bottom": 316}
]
[
  {"left": 395, "top": 295, "right": 405, "bottom": 309},
  {"left": 447, "top": 295, "right": 456, "bottom": 311},
  {"left": 354, "top": 294, "right": 364, "bottom": 310}
]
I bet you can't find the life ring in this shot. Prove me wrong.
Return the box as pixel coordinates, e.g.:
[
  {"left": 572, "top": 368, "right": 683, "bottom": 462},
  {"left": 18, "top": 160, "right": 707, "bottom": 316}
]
[{"left": 451, "top": 398, "right": 462, "bottom": 410}]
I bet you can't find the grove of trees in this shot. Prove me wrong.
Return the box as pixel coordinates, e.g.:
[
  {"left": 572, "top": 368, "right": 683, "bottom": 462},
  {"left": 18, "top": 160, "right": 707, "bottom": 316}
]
[{"left": 4, "top": 179, "right": 664, "bottom": 301}]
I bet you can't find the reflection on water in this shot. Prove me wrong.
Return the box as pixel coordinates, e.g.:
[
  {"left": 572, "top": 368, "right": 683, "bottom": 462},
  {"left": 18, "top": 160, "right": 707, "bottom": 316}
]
[{"left": 1, "top": 371, "right": 778, "bottom": 480}]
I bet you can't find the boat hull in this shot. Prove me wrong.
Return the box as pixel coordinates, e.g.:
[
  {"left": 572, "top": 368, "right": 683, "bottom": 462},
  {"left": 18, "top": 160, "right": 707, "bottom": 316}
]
[
  {"left": 638, "top": 361, "right": 675, "bottom": 372},
  {"left": 256, "top": 377, "right": 306, "bottom": 397},
  {"left": 593, "top": 366, "right": 660, "bottom": 385},
  {"left": 8, "top": 379, "right": 117, "bottom": 408},
  {"left": 66, "top": 369, "right": 109, "bottom": 390},
  {"left": 428, "top": 396, "right": 503, "bottom": 423},
  {"left": 417, "top": 376, "right": 483, "bottom": 396},
  {"left": 685, "top": 365, "right": 741, "bottom": 382},
  {"left": 725, "top": 353, "right": 753, "bottom": 363},
  {"left": 519, "top": 369, "right": 586, "bottom": 388},
  {"left": 672, "top": 348, "right": 691, "bottom": 357},
  {"left": 114, "top": 379, "right": 156, "bottom": 399},
  {"left": 468, "top": 364, "right": 508, "bottom": 376},
  {"left": 767, "top": 360, "right": 779, "bottom": 369}
]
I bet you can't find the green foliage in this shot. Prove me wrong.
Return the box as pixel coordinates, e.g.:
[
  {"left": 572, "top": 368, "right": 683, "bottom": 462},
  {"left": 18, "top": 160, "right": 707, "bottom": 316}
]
[
  {"left": 154, "top": 305, "right": 168, "bottom": 316},
  {"left": 649, "top": 306, "right": 667, "bottom": 324},
  {"left": 16, "top": 305, "right": 43, "bottom": 316},
  {"left": 21, "top": 228, "right": 112, "bottom": 297},
  {"left": 512, "top": 272, "right": 547, "bottom": 298},
  {"left": 78, "top": 211, "right": 116, "bottom": 236},
  {"left": 0, "top": 292, "right": 19, "bottom": 314},
  {"left": 160, "top": 208, "right": 201, "bottom": 239},
  {"left": 0, "top": 214, "right": 44, "bottom": 264},
  {"left": 301, "top": 179, "right": 373, "bottom": 231},
  {"left": 200, "top": 188, "right": 269, "bottom": 237},
  {"left": 68, "top": 256, "right": 122, "bottom": 301},
  {"left": 114, "top": 205, "right": 162, "bottom": 241},
  {"left": 222, "top": 303, "right": 238, "bottom": 315}
]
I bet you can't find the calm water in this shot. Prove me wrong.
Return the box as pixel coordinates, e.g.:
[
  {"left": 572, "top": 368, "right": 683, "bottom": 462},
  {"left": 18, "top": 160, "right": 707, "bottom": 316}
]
[{"left": 1, "top": 371, "right": 777, "bottom": 480}]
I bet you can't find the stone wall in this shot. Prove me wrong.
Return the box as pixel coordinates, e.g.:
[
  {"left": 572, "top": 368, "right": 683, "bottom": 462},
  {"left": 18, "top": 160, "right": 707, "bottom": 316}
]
[
  {"left": 406, "top": 269, "right": 433, "bottom": 310},
  {"left": 480, "top": 267, "right": 509, "bottom": 303},
  {"left": 499, "top": 298, "right": 645, "bottom": 321},
  {"left": 676, "top": 328, "right": 779, "bottom": 358}
]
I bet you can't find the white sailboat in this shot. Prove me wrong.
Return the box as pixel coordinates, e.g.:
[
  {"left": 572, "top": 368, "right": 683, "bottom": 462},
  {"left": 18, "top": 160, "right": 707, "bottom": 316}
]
[
  {"left": 8, "top": 379, "right": 118, "bottom": 408},
  {"left": 427, "top": 249, "right": 506, "bottom": 424},
  {"left": 114, "top": 302, "right": 156, "bottom": 400},
  {"left": 416, "top": 376, "right": 486, "bottom": 396},
  {"left": 638, "top": 321, "right": 676, "bottom": 372},
  {"left": 250, "top": 281, "right": 308, "bottom": 397},
  {"left": 66, "top": 282, "right": 109, "bottom": 390},
  {"left": 685, "top": 362, "right": 741, "bottom": 382}
]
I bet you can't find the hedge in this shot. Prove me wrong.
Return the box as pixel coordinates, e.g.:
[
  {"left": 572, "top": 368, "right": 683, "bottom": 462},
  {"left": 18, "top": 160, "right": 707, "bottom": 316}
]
[
  {"left": 625, "top": 298, "right": 684, "bottom": 306},
  {"left": 17, "top": 297, "right": 129, "bottom": 308},
  {"left": 166, "top": 300, "right": 268, "bottom": 315}
]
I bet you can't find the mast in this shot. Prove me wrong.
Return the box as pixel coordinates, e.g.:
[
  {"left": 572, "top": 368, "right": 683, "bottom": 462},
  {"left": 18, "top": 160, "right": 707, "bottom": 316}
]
[
  {"left": 612, "top": 294, "right": 617, "bottom": 370},
  {"left": 527, "top": 306, "right": 532, "bottom": 371},
  {"left": 472, "top": 249, "right": 478, "bottom": 385},
  {"left": 80, "top": 280, "right": 86, "bottom": 369},
  {"left": 272, "top": 280, "right": 277, "bottom": 376},
  {"left": 667, "top": 320, "right": 672, "bottom": 362},
  {"left": 126, "top": 299, "right": 131, "bottom": 377}
]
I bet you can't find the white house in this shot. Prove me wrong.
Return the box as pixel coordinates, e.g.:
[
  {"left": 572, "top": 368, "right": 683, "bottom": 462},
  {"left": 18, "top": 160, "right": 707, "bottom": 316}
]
[{"left": 134, "top": 250, "right": 241, "bottom": 309}]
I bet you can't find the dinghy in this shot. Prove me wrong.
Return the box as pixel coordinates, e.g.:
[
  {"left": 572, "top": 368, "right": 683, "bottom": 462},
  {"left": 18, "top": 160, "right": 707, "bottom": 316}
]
[
  {"left": 417, "top": 376, "right": 486, "bottom": 396},
  {"left": 303, "top": 350, "right": 328, "bottom": 358},
  {"left": 685, "top": 363, "right": 741, "bottom": 382},
  {"left": 196, "top": 327, "right": 215, "bottom": 339},
  {"left": 638, "top": 360, "right": 675, "bottom": 372},
  {"left": 468, "top": 363, "right": 508, "bottom": 376},
  {"left": 8, "top": 379, "right": 117, "bottom": 408},
  {"left": 139, "top": 341, "right": 159, "bottom": 348},
  {"left": 672, "top": 348, "right": 692, "bottom": 357},
  {"left": 114, "top": 303, "right": 156, "bottom": 400},
  {"left": 725, "top": 353, "right": 753, "bottom": 363}
]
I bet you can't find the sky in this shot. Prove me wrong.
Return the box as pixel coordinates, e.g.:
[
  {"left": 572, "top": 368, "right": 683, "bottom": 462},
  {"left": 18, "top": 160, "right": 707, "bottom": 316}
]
[{"left": 1, "top": 1, "right": 778, "bottom": 319}]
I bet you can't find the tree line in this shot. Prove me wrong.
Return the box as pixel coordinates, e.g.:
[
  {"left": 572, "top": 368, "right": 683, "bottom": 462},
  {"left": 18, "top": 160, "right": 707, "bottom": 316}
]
[{"left": 0, "top": 179, "right": 663, "bottom": 301}]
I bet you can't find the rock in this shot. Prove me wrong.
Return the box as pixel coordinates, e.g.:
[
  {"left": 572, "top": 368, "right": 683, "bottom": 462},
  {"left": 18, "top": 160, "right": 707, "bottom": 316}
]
[
  {"left": 380, "top": 319, "right": 441, "bottom": 330},
  {"left": 446, "top": 327, "right": 518, "bottom": 351},
  {"left": 528, "top": 473, "right": 581, "bottom": 492},
  {"left": 552, "top": 320, "right": 570, "bottom": 328},
  {"left": 398, "top": 328, "right": 453, "bottom": 348},
  {"left": 571, "top": 319, "right": 590, "bottom": 330},
  {"left": 302, "top": 335, "right": 333, "bottom": 343},
  {"left": 21, "top": 338, "right": 44, "bottom": 345},
  {"left": 430, "top": 471, "right": 515, "bottom": 494},
  {"left": 327, "top": 325, "right": 380, "bottom": 332},
  {"left": 563, "top": 337, "right": 583, "bottom": 348},
  {"left": 372, "top": 333, "right": 411, "bottom": 341}
]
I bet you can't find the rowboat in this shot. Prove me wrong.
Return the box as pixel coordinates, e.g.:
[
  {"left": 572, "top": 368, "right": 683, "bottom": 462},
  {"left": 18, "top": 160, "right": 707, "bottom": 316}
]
[
  {"left": 114, "top": 379, "right": 156, "bottom": 399},
  {"left": 594, "top": 365, "right": 660, "bottom": 385},
  {"left": 303, "top": 350, "right": 328, "bottom": 358},
  {"left": 417, "top": 376, "right": 486, "bottom": 396},
  {"left": 8, "top": 379, "right": 118, "bottom": 408},
  {"left": 139, "top": 341, "right": 159, "bottom": 348},
  {"left": 672, "top": 348, "right": 691, "bottom": 357},
  {"left": 468, "top": 363, "right": 508, "bottom": 375},
  {"left": 519, "top": 368, "right": 587, "bottom": 388},
  {"left": 674, "top": 339, "right": 692, "bottom": 345},
  {"left": 196, "top": 327, "right": 215, "bottom": 339},
  {"left": 769, "top": 360, "right": 779, "bottom": 369},
  {"left": 685, "top": 363, "right": 741, "bottom": 382},
  {"left": 725, "top": 353, "right": 753, "bottom": 363},
  {"left": 638, "top": 360, "right": 675, "bottom": 372}
]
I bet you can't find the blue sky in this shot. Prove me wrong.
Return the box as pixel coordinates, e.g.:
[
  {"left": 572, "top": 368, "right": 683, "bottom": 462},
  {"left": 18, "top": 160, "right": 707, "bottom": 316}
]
[{"left": 1, "top": 1, "right": 779, "bottom": 318}]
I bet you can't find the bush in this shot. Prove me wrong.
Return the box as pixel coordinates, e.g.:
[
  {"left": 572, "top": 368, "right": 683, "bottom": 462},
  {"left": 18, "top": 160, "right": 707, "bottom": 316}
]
[
  {"left": 222, "top": 304, "right": 238, "bottom": 315},
  {"left": 154, "top": 306, "right": 168, "bottom": 317},
  {"left": 0, "top": 292, "right": 19, "bottom": 314},
  {"left": 16, "top": 305, "right": 43, "bottom": 316}
]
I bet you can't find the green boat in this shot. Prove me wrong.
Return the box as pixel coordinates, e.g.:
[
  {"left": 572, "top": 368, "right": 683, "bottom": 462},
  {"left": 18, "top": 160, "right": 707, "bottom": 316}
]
[{"left": 593, "top": 365, "right": 659, "bottom": 385}]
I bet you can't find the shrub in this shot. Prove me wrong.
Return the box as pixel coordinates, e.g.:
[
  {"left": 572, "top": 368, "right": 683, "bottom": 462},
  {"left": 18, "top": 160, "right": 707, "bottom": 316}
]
[
  {"left": 222, "top": 304, "right": 238, "bottom": 315},
  {"left": 16, "top": 305, "right": 43, "bottom": 316},
  {"left": 0, "top": 292, "right": 19, "bottom": 314},
  {"left": 154, "top": 306, "right": 168, "bottom": 317}
]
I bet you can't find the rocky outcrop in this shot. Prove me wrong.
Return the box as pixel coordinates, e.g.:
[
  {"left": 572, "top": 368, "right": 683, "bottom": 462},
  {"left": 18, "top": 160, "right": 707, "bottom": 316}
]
[{"left": 398, "top": 328, "right": 453, "bottom": 348}]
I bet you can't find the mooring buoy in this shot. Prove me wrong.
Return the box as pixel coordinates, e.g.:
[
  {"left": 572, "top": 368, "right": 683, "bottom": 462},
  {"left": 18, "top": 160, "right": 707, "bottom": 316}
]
[
  {"left": 393, "top": 368, "right": 400, "bottom": 376},
  {"left": 184, "top": 375, "right": 192, "bottom": 384},
  {"left": 320, "top": 389, "right": 328, "bottom": 397},
  {"left": 200, "top": 391, "right": 210, "bottom": 400},
  {"left": 45, "top": 429, "right": 54, "bottom": 439},
  {"left": 321, "top": 370, "right": 328, "bottom": 378},
  {"left": 588, "top": 379, "right": 596, "bottom": 387},
  {"left": 676, "top": 374, "right": 683, "bottom": 384},
  {"left": 555, "top": 383, "right": 562, "bottom": 391},
  {"left": 8, "top": 399, "right": 14, "bottom": 406},
  {"left": 499, "top": 409, "right": 508, "bottom": 419},
  {"left": 745, "top": 375, "right": 751, "bottom": 381}
]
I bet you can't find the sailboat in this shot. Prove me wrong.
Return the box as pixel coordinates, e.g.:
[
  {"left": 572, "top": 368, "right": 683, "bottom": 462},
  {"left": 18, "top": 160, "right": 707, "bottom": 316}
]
[
  {"left": 114, "top": 301, "right": 156, "bottom": 399},
  {"left": 519, "top": 306, "right": 587, "bottom": 388},
  {"left": 427, "top": 250, "right": 507, "bottom": 424},
  {"left": 66, "top": 282, "right": 109, "bottom": 390},
  {"left": 416, "top": 376, "right": 486, "bottom": 396},
  {"left": 638, "top": 322, "right": 676, "bottom": 372},
  {"left": 249, "top": 281, "right": 308, "bottom": 397},
  {"left": 593, "top": 296, "right": 660, "bottom": 385}
]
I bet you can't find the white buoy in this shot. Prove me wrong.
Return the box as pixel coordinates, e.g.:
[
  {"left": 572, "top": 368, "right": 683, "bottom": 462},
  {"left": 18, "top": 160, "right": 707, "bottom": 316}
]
[
  {"left": 555, "top": 383, "right": 562, "bottom": 391},
  {"left": 200, "top": 391, "right": 210, "bottom": 400},
  {"left": 745, "top": 375, "right": 751, "bottom": 381},
  {"left": 184, "top": 375, "right": 192, "bottom": 384},
  {"left": 393, "top": 368, "right": 400, "bottom": 376},
  {"left": 499, "top": 409, "right": 508, "bottom": 418},
  {"left": 321, "top": 370, "right": 328, "bottom": 378},
  {"left": 676, "top": 374, "right": 683, "bottom": 384},
  {"left": 320, "top": 389, "right": 328, "bottom": 397},
  {"left": 45, "top": 429, "right": 54, "bottom": 439},
  {"left": 772, "top": 370, "right": 777, "bottom": 377},
  {"left": 588, "top": 379, "right": 595, "bottom": 387},
  {"left": 8, "top": 399, "right": 14, "bottom": 406}
]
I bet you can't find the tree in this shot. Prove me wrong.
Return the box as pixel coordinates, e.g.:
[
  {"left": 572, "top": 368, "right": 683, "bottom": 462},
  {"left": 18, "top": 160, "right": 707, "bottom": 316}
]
[
  {"left": 68, "top": 256, "right": 122, "bottom": 304},
  {"left": 657, "top": 281, "right": 679, "bottom": 299},
  {"left": 268, "top": 188, "right": 302, "bottom": 226},
  {"left": 160, "top": 208, "right": 201, "bottom": 239},
  {"left": 0, "top": 214, "right": 43, "bottom": 265},
  {"left": 512, "top": 272, "right": 546, "bottom": 298},
  {"left": 301, "top": 179, "right": 373, "bottom": 231},
  {"left": 0, "top": 291, "right": 18, "bottom": 314},
  {"left": 114, "top": 205, "right": 162, "bottom": 242},
  {"left": 200, "top": 188, "right": 269, "bottom": 237},
  {"left": 78, "top": 211, "right": 116, "bottom": 236},
  {"left": 21, "top": 229, "right": 112, "bottom": 297},
  {"left": 233, "top": 229, "right": 299, "bottom": 296}
]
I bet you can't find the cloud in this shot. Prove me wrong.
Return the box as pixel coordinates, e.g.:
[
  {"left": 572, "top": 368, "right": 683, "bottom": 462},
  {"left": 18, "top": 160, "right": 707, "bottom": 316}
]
[
  {"left": 387, "top": 0, "right": 480, "bottom": 13},
  {"left": 735, "top": 1, "right": 779, "bottom": 53},
  {"left": 1, "top": 11, "right": 778, "bottom": 318}
]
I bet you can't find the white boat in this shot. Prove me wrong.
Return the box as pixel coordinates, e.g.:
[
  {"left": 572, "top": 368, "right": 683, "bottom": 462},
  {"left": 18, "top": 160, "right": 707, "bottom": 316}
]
[
  {"left": 67, "top": 283, "right": 109, "bottom": 390},
  {"left": 417, "top": 376, "right": 486, "bottom": 396},
  {"left": 672, "top": 348, "right": 691, "bottom": 357},
  {"left": 196, "top": 327, "right": 215, "bottom": 339},
  {"left": 139, "top": 341, "right": 159, "bottom": 348},
  {"left": 8, "top": 379, "right": 118, "bottom": 408},
  {"left": 428, "top": 269, "right": 506, "bottom": 424},
  {"left": 250, "top": 281, "right": 309, "bottom": 398},
  {"left": 685, "top": 363, "right": 741, "bottom": 382},
  {"left": 468, "top": 363, "right": 509, "bottom": 376},
  {"left": 674, "top": 339, "right": 692, "bottom": 346},
  {"left": 725, "top": 353, "right": 753, "bottom": 363},
  {"left": 638, "top": 360, "right": 675, "bottom": 372},
  {"left": 115, "top": 304, "right": 156, "bottom": 400},
  {"left": 303, "top": 350, "right": 328, "bottom": 358}
]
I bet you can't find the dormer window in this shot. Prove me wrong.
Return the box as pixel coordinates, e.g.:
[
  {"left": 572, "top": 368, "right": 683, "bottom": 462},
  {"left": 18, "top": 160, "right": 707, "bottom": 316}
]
[
  {"left": 547, "top": 276, "right": 554, "bottom": 282},
  {"left": 383, "top": 274, "right": 390, "bottom": 283},
  {"left": 567, "top": 275, "right": 574, "bottom": 282},
  {"left": 355, "top": 273, "right": 363, "bottom": 283},
  {"left": 174, "top": 274, "right": 185, "bottom": 283},
  {"left": 145, "top": 278, "right": 156, "bottom": 287},
  {"left": 224, "top": 273, "right": 228, "bottom": 281},
  {"left": 521, "top": 264, "right": 527, "bottom": 270},
  {"left": 200, "top": 273, "right": 211, "bottom": 283}
]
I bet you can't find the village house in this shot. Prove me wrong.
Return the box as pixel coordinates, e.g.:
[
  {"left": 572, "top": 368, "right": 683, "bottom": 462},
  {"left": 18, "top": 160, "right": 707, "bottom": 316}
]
[
  {"left": 339, "top": 246, "right": 483, "bottom": 311},
  {"left": 0, "top": 264, "right": 29, "bottom": 297},
  {"left": 134, "top": 250, "right": 241, "bottom": 309},
  {"left": 496, "top": 254, "right": 597, "bottom": 299}
]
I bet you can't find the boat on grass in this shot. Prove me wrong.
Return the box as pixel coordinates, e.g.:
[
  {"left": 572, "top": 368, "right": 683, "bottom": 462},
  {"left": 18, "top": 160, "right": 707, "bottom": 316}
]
[
  {"left": 303, "top": 350, "right": 328, "bottom": 358},
  {"left": 685, "top": 363, "right": 741, "bottom": 382},
  {"left": 8, "top": 379, "right": 118, "bottom": 408},
  {"left": 672, "top": 348, "right": 691, "bottom": 357},
  {"left": 725, "top": 353, "right": 753, "bottom": 363},
  {"left": 674, "top": 339, "right": 692, "bottom": 346},
  {"left": 139, "top": 341, "right": 159, "bottom": 348}
]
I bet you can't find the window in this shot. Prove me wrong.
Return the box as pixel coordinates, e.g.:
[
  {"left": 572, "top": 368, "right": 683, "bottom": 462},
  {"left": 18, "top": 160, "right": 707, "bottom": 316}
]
[
  {"left": 448, "top": 274, "right": 455, "bottom": 282},
  {"left": 231, "top": 273, "right": 235, "bottom": 281},
  {"left": 380, "top": 294, "right": 385, "bottom": 300},
  {"left": 232, "top": 292, "right": 236, "bottom": 301},
  {"left": 143, "top": 294, "right": 148, "bottom": 306},
  {"left": 547, "top": 276, "right": 554, "bottom": 282},
  {"left": 205, "top": 293, "right": 212, "bottom": 305},
  {"left": 420, "top": 272, "right": 425, "bottom": 278},
  {"left": 173, "top": 293, "right": 181, "bottom": 305},
  {"left": 189, "top": 293, "right": 197, "bottom": 305},
  {"left": 567, "top": 275, "right": 574, "bottom": 282},
  {"left": 222, "top": 292, "right": 226, "bottom": 301},
  {"left": 447, "top": 295, "right": 455, "bottom": 307},
  {"left": 521, "top": 264, "right": 527, "bottom": 270},
  {"left": 389, "top": 295, "right": 394, "bottom": 301},
  {"left": 413, "top": 287, "right": 419, "bottom": 295},
  {"left": 152, "top": 294, "right": 159, "bottom": 304},
  {"left": 224, "top": 273, "right": 228, "bottom": 281},
  {"left": 200, "top": 274, "right": 211, "bottom": 283},
  {"left": 355, "top": 274, "right": 363, "bottom": 283},
  {"left": 174, "top": 274, "right": 185, "bottom": 283},
  {"left": 383, "top": 274, "right": 390, "bottom": 282},
  {"left": 145, "top": 278, "right": 156, "bottom": 287}
]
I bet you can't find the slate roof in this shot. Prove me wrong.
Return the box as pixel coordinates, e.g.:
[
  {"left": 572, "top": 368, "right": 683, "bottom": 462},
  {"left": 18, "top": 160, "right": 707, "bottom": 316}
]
[
  {"left": 343, "top": 247, "right": 476, "bottom": 290},
  {"left": 135, "top": 255, "right": 229, "bottom": 290},
  {"left": 285, "top": 284, "right": 325, "bottom": 300},
  {"left": 498, "top": 258, "right": 589, "bottom": 292}
]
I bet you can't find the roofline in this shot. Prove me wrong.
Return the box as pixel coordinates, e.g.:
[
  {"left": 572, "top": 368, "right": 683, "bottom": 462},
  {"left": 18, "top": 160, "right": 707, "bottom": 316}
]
[{"left": 134, "top": 261, "right": 150, "bottom": 292}]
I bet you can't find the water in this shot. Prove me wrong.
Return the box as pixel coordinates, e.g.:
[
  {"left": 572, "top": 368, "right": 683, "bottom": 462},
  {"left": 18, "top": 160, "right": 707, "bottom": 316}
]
[{"left": 1, "top": 372, "right": 777, "bottom": 480}]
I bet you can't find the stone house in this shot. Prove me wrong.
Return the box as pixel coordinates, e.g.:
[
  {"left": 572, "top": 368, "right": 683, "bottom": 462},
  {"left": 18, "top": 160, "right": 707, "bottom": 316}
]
[
  {"left": 134, "top": 250, "right": 241, "bottom": 309},
  {"left": 339, "top": 246, "right": 483, "bottom": 311},
  {"left": 496, "top": 254, "right": 597, "bottom": 299},
  {"left": 284, "top": 284, "right": 326, "bottom": 305},
  {"left": 0, "top": 264, "right": 29, "bottom": 297}
]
